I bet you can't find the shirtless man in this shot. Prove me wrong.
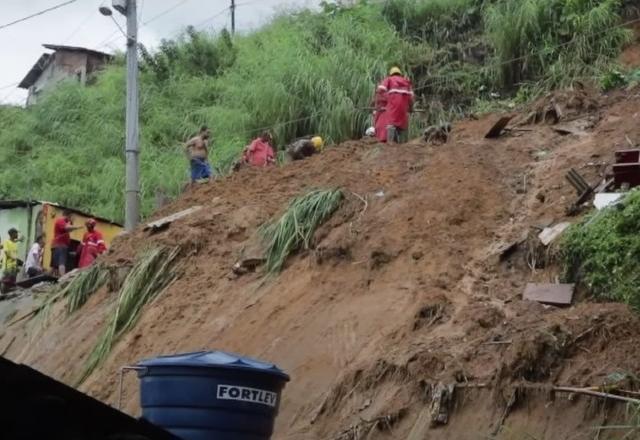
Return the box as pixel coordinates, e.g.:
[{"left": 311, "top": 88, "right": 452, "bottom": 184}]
[{"left": 185, "top": 126, "right": 213, "bottom": 183}]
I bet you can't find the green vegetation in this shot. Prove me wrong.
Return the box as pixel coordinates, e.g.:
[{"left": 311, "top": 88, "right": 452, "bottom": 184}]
[
  {"left": 261, "top": 189, "right": 343, "bottom": 273},
  {"left": 485, "top": 0, "right": 630, "bottom": 90},
  {"left": 81, "top": 246, "right": 180, "bottom": 382},
  {"left": 0, "top": 0, "right": 633, "bottom": 221},
  {"left": 600, "top": 67, "right": 640, "bottom": 90},
  {"left": 561, "top": 191, "right": 640, "bottom": 310}
]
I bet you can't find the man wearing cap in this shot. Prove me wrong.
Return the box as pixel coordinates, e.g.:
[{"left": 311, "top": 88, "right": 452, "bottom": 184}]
[
  {"left": 78, "top": 219, "right": 107, "bottom": 269},
  {"left": 375, "top": 66, "right": 414, "bottom": 143}
]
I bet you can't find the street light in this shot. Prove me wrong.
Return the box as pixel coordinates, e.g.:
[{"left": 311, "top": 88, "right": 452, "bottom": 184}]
[{"left": 99, "top": 0, "right": 139, "bottom": 232}]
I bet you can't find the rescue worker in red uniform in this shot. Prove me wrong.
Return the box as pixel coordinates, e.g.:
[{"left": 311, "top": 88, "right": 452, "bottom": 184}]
[
  {"left": 242, "top": 131, "right": 276, "bottom": 167},
  {"left": 78, "top": 219, "right": 107, "bottom": 269},
  {"left": 375, "top": 67, "right": 414, "bottom": 143},
  {"left": 373, "top": 78, "right": 389, "bottom": 142}
]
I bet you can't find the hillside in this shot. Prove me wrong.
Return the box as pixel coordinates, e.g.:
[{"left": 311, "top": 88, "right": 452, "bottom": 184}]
[
  {"left": 0, "top": 0, "right": 634, "bottom": 222},
  {"left": 2, "top": 82, "right": 640, "bottom": 438}
]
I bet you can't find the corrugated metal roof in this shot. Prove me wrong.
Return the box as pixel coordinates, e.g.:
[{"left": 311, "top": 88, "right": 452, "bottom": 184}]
[
  {"left": 0, "top": 200, "right": 39, "bottom": 209},
  {"left": 17, "top": 53, "right": 52, "bottom": 89},
  {"left": 0, "top": 200, "right": 122, "bottom": 227},
  {"left": 42, "top": 44, "right": 112, "bottom": 59}
]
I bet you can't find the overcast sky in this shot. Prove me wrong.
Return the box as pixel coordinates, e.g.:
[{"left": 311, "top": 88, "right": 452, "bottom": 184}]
[{"left": 0, "top": 0, "right": 321, "bottom": 104}]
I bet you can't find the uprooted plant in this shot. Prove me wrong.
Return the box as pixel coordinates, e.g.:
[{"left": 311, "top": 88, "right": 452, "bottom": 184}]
[
  {"left": 261, "top": 188, "right": 344, "bottom": 274},
  {"left": 80, "top": 246, "right": 181, "bottom": 383},
  {"left": 37, "top": 263, "right": 110, "bottom": 326}
]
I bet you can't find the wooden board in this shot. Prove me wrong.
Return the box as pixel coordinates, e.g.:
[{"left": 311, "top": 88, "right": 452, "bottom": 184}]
[
  {"left": 485, "top": 115, "right": 515, "bottom": 139},
  {"left": 538, "top": 222, "right": 571, "bottom": 246},
  {"left": 523, "top": 283, "right": 574, "bottom": 306},
  {"left": 144, "top": 205, "right": 203, "bottom": 231},
  {"left": 16, "top": 274, "right": 58, "bottom": 289}
]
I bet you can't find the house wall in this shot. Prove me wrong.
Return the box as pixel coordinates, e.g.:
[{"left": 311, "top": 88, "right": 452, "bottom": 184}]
[
  {"left": 26, "top": 51, "right": 90, "bottom": 106},
  {"left": 0, "top": 207, "right": 32, "bottom": 262}
]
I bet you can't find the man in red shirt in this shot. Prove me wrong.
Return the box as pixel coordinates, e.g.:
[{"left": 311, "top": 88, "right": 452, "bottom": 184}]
[
  {"left": 52, "top": 210, "right": 82, "bottom": 276},
  {"left": 78, "top": 219, "right": 107, "bottom": 269},
  {"left": 377, "top": 66, "right": 414, "bottom": 143},
  {"left": 242, "top": 131, "right": 276, "bottom": 167}
]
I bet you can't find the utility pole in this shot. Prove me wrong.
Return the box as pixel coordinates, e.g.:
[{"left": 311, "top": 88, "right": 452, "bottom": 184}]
[
  {"left": 230, "top": 0, "right": 236, "bottom": 34},
  {"left": 124, "top": 0, "right": 140, "bottom": 231},
  {"left": 100, "top": 0, "right": 139, "bottom": 231}
]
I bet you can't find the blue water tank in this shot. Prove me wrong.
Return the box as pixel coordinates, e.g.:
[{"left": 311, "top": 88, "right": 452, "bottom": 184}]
[{"left": 137, "top": 351, "right": 290, "bottom": 440}]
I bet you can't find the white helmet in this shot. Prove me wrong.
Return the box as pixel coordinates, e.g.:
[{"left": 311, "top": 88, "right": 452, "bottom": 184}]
[{"left": 365, "top": 127, "right": 375, "bottom": 137}]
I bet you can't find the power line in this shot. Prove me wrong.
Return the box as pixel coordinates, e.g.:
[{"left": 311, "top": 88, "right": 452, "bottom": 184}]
[
  {"left": 142, "top": 0, "right": 192, "bottom": 26},
  {"left": 0, "top": 0, "right": 78, "bottom": 31},
  {"left": 0, "top": 81, "right": 19, "bottom": 91},
  {"left": 63, "top": 0, "right": 104, "bottom": 44},
  {"left": 194, "top": 6, "right": 230, "bottom": 30}
]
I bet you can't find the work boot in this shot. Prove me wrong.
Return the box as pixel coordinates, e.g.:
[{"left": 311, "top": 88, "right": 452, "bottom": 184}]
[{"left": 386, "top": 125, "right": 398, "bottom": 144}]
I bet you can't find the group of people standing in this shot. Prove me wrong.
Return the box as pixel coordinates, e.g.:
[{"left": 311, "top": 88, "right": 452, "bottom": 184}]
[{"left": 0, "top": 211, "right": 107, "bottom": 293}]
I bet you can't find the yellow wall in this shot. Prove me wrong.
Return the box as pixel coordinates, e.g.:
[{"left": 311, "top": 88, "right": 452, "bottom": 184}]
[{"left": 41, "top": 203, "right": 123, "bottom": 269}]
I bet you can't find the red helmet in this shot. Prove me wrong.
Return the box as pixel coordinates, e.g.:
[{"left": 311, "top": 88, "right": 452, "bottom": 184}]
[{"left": 86, "top": 218, "right": 97, "bottom": 227}]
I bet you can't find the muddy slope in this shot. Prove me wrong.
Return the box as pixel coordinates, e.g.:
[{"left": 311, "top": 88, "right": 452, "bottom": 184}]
[{"left": 3, "top": 87, "right": 640, "bottom": 439}]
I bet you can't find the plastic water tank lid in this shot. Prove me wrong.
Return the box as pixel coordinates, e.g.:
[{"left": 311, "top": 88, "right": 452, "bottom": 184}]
[{"left": 137, "top": 351, "right": 290, "bottom": 380}]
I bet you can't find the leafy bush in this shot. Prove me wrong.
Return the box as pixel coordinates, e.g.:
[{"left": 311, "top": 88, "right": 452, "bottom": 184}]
[{"left": 561, "top": 191, "right": 640, "bottom": 310}]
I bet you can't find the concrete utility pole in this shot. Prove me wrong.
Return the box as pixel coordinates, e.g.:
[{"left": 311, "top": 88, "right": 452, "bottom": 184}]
[
  {"left": 230, "top": 0, "right": 236, "bottom": 34},
  {"left": 124, "top": 0, "right": 140, "bottom": 231},
  {"left": 101, "top": 0, "right": 139, "bottom": 231}
]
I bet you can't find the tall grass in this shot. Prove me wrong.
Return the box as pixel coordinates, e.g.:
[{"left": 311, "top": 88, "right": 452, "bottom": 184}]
[
  {"left": 261, "top": 189, "right": 343, "bottom": 274},
  {"left": 485, "top": 0, "right": 632, "bottom": 89},
  {"left": 0, "top": 0, "right": 631, "bottom": 221}
]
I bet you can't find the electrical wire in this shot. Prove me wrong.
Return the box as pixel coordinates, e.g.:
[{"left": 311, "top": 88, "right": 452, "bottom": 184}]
[
  {"left": 0, "top": 0, "right": 78, "bottom": 31},
  {"left": 63, "top": 0, "right": 104, "bottom": 44},
  {"left": 193, "top": 6, "right": 230, "bottom": 30},
  {"left": 142, "top": 0, "right": 192, "bottom": 26}
]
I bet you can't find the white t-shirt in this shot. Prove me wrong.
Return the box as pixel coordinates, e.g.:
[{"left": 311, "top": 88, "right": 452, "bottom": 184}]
[{"left": 25, "top": 242, "right": 42, "bottom": 271}]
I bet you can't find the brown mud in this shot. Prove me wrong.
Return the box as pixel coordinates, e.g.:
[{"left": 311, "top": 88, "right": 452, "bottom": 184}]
[{"left": 2, "top": 85, "right": 640, "bottom": 439}]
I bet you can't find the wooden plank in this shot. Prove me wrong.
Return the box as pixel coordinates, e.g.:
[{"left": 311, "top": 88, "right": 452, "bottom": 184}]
[
  {"left": 538, "top": 222, "right": 571, "bottom": 246},
  {"left": 144, "top": 206, "right": 203, "bottom": 231},
  {"left": 15, "top": 274, "right": 58, "bottom": 289},
  {"left": 523, "top": 283, "right": 574, "bottom": 306},
  {"left": 485, "top": 115, "right": 515, "bottom": 139},
  {"left": 406, "top": 405, "right": 432, "bottom": 440}
]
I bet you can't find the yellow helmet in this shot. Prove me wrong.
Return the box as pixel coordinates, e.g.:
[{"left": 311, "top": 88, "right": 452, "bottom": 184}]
[
  {"left": 389, "top": 66, "right": 402, "bottom": 76},
  {"left": 311, "top": 136, "right": 324, "bottom": 151}
]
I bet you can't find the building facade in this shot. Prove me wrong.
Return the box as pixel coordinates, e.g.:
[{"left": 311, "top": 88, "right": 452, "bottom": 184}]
[
  {"left": 0, "top": 201, "right": 122, "bottom": 273},
  {"left": 18, "top": 44, "right": 112, "bottom": 106}
]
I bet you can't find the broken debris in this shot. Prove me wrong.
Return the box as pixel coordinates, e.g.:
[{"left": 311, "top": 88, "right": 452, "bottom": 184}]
[
  {"left": 523, "top": 283, "right": 575, "bottom": 306},
  {"left": 538, "top": 222, "right": 571, "bottom": 246},
  {"left": 485, "top": 115, "right": 515, "bottom": 139},
  {"left": 594, "top": 193, "right": 626, "bottom": 210},
  {"left": 144, "top": 206, "right": 203, "bottom": 232}
]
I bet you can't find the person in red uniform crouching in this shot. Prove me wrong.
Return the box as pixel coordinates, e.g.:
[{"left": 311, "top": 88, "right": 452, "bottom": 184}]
[
  {"left": 242, "top": 131, "right": 276, "bottom": 167},
  {"left": 375, "top": 66, "right": 414, "bottom": 143},
  {"left": 78, "top": 219, "right": 107, "bottom": 269}
]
